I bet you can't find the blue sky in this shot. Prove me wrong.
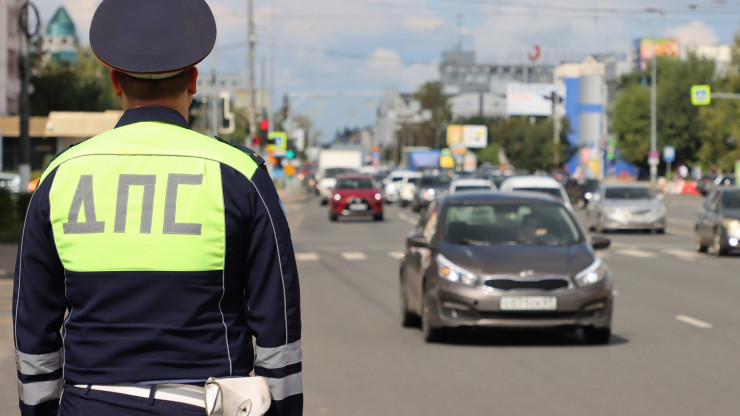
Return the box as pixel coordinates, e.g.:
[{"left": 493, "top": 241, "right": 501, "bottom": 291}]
[{"left": 33, "top": 0, "right": 740, "bottom": 144}]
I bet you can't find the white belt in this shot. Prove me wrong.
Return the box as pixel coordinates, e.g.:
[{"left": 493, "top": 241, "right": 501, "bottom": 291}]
[{"left": 73, "top": 384, "right": 205, "bottom": 408}]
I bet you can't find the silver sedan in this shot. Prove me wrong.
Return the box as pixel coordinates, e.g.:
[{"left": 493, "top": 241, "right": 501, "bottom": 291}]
[{"left": 586, "top": 184, "right": 666, "bottom": 233}]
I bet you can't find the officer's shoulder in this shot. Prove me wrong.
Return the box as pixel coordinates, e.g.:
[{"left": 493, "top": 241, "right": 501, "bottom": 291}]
[{"left": 214, "top": 136, "right": 265, "bottom": 166}]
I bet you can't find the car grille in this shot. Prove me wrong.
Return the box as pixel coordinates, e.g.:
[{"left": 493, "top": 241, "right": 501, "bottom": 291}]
[
  {"left": 631, "top": 208, "right": 651, "bottom": 215},
  {"left": 484, "top": 278, "right": 570, "bottom": 291},
  {"left": 479, "top": 311, "right": 578, "bottom": 320}
]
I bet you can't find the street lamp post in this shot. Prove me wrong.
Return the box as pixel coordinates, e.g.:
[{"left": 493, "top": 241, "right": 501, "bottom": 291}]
[{"left": 18, "top": 1, "right": 40, "bottom": 193}]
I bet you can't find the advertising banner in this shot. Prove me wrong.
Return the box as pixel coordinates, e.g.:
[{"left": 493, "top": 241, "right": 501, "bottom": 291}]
[{"left": 506, "top": 83, "right": 556, "bottom": 116}]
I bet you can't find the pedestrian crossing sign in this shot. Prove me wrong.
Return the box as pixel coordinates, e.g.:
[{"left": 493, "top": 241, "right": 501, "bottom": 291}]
[{"left": 691, "top": 85, "right": 711, "bottom": 106}]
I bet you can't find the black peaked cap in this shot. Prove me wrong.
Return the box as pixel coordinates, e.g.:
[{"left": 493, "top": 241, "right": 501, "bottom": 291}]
[{"left": 90, "top": 0, "right": 216, "bottom": 76}]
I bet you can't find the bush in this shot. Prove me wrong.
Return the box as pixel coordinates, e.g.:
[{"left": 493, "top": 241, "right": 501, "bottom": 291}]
[{"left": 0, "top": 189, "right": 13, "bottom": 229}]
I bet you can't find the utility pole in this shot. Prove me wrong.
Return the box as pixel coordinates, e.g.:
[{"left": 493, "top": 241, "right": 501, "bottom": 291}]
[
  {"left": 649, "top": 52, "right": 658, "bottom": 185},
  {"left": 18, "top": 2, "right": 39, "bottom": 193},
  {"left": 247, "top": 0, "right": 257, "bottom": 146}
]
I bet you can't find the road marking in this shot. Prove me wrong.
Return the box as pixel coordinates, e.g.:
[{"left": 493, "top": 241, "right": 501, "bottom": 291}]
[
  {"left": 668, "top": 217, "right": 696, "bottom": 226},
  {"left": 387, "top": 251, "right": 404, "bottom": 260},
  {"left": 675, "top": 314, "right": 713, "bottom": 329},
  {"left": 295, "top": 252, "right": 319, "bottom": 261},
  {"left": 398, "top": 213, "right": 417, "bottom": 225},
  {"left": 612, "top": 290, "right": 619, "bottom": 296},
  {"left": 597, "top": 252, "right": 610, "bottom": 259},
  {"left": 0, "top": 270, "right": 8, "bottom": 277},
  {"left": 615, "top": 249, "right": 658, "bottom": 258},
  {"left": 662, "top": 249, "right": 701, "bottom": 260},
  {"left": 341, "top": 252, "right": 367, "bottom": 261},
  {"left": 669, "top": 229, "right": 695, "bottom": 237}
]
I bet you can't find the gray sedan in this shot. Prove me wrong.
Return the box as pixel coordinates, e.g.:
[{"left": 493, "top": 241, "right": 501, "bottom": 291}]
[
  {"left": 586, "top": 184, "right": 666, "bottom": 233},
  {"left": 695, "top": 188, "right": 740, "bottom": 256}
]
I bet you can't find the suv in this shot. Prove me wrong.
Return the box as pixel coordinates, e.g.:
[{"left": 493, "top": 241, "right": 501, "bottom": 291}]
[{"left": 499, "top": 175, "right": 572, "bottom": 210}]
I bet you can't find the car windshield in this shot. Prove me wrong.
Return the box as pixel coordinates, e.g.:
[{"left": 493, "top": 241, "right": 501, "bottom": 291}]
[
  {"left": 512, "top": 187, "right": 563, "bottom": 201},
  {"left": 420, "top": 176, "right": 452, "bottom": 188},
  {"left": 324, "top": 168, "right": 357, "bottom": 178},
  {"left": 721, "top": 191, "right": 740, "bottom": 209},
  {"left": 605, "top": 187, "right": 654, "bottom": 200},
  {"left": 454, "top": 185, "right": 493, "bottom": 192},
  {"left": 443, "top": 203, "right": 581, "bottom": 246},
  {"left": 335, "top": 178, "right": 377, "bottom": 190}
]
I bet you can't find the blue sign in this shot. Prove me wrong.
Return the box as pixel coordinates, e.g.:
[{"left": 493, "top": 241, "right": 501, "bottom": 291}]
[{"left": 663, "top": 146, "right": 675, "bottom": 163}]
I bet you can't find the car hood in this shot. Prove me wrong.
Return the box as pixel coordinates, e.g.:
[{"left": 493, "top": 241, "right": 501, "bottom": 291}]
[
  {"left": 439, "top": 241, "right": 595, "bottom": 277},
  {"left": 334, "top": 189, "right": 380, "bottom": 198},
  {"left": 603, "top": 199, "right": 661, "bottom": 209}
]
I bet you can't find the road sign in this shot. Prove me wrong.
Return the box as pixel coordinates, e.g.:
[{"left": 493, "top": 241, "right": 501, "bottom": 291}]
[
  {"left": 691, "top": 85, "right": 711, "bottom": 106},
  {"left": 663, "top": 146, "right": 675, "bottom": 162}
]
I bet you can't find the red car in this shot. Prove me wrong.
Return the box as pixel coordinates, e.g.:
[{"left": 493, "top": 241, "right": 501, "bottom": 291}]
[{"left": 330, "top": 174, "right": 384, "bottom": 221}]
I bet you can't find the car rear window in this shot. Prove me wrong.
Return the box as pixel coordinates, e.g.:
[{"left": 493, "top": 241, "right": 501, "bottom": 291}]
[
  {"left": 454, "top": 185, "right": 493, "bottom": 192},
  {"left": 512, "top": 187, "right": 563, "bottom": 201},
  {"left": 336, "top": 178, "right": 377, "bottom": 189}
]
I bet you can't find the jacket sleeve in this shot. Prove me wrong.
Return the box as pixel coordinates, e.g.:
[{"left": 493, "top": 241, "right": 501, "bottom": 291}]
[
  {"left": 244, "top": 166, "right": 303, "bottom": 416},
  {"left": 13, "top": 170, "right": 66, "bottom": 416}
]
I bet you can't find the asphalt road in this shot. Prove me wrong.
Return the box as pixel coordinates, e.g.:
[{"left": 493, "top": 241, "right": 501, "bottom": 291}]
[{"left": 1, "top": 192, "right": 739, "bottom": 415}]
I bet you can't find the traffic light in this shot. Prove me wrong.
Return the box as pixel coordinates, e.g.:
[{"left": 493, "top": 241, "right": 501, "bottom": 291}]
[
  {"left": 259, "top": 120, "right": 270, "bottom": 144},
  {"left": 252, "top": 136, "right": 262, "bottom": 147}
]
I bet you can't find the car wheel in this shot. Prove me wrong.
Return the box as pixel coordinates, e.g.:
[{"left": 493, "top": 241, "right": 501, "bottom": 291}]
[
  {"left": 412, "top": 203, "right": 421, "bottom": 213},
  {"left": 320, "top": 198, "right": 328, "bottom": 206},
  {"left": 329, "top": 212, "right": 338, "bottom": 222},
  {"left": 712, "top": 231, "right": 727, "bottom": 256},
  {"left": 400, "top": 270, "right": 419, "bottom": 328},
  {"left": 421, "top": 291, "right": 444, "bottom": 343},
  {"left": 656, "top": 228, "right": 666, "bottom": 234},
  {"left": 373, "top": 212, "right": 384, "bottom": 221},
  {"left": 583, "top": 326, "right": 611, "bottom": 345},
  {"left": 695, "top": 231, "right": 708, "bottom": 253}
]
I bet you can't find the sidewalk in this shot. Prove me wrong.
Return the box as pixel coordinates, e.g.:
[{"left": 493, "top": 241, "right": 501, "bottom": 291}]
[{"left": 0, "top": 244, "right": 16, "bottom": 279}]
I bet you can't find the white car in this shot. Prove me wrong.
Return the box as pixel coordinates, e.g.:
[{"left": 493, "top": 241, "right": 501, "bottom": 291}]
[
  {"left": 398, "top": 172, "right": 423, "bottom": 207},
  {"left": 0, "top": 173, "right": 21, "bottom": 194},
  {"left": 383, "top": 170, "right": 416, "bottom": 204},
  {"left": 499, "top": 175, "right": 572, "bottom": 209},
  {"left": 449, "top": 178, "right": 496, "bottom": 193}
]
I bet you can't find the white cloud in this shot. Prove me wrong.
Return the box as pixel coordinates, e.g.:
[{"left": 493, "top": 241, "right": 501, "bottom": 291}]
[
  {"left": 404, "top": 15, "right": 444, "bottom": 32},
  {"left": 665, "top": 20, "right": 719, "bottom": 57},
  {"left": 358, "top": 49, "right": 438, "bottom": 91}
]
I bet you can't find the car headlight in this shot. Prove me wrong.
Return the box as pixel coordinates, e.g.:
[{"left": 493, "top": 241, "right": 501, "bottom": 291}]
[
  {"left": 574, "top": 258, "right": 609, "bottom": 287},
  {"left": 584, "top": 192, "right": 593, "bottom": 200},
  {"left": 374, "top": 193, "right": 382, "bottom": 201},
  {"left": 437, "top": 254, "right": 478, "bottom": 287},
  {"left": 333, "top": 194, "right": 341, "bottom": 201},
  {"left": 722, "top": 218, "right": 740, "bottom": 229},
  {"left": 422, "top": 189, "right": 436, "bottom": 199}
]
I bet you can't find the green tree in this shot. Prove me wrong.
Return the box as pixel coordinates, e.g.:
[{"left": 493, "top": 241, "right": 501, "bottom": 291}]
[
  {"left": 30, "top": 47, "right": 119, "bottom": 115},
  {"left": 612, "top": 54, "right": 716, "bottom": 169},
  {"left": 413, "top": 81, "right": 452, "bottom": 148}
]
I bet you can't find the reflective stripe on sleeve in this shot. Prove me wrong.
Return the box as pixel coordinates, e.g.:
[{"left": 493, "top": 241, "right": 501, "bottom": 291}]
[
  {"left": 265, "top": 372, "right": 302, "bottom": 401},
  {"left": 16, "top": 348, "right": 63, "bottom": 376},
  {"left": 254, "top": 340, "right": 302, "bottom": 369},
  {"left": 18, "top": 379, "right": 62, "bottom": 406}
]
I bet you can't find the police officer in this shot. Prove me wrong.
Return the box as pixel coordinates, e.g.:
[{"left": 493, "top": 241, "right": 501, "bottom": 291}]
[{"left": 13, "top": 0, "right": 302, "bottom": 414}]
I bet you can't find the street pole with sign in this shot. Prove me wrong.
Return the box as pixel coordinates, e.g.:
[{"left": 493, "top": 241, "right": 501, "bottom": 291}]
[{"left": 18, "top": 1, "right": 40, "bottom": 193}]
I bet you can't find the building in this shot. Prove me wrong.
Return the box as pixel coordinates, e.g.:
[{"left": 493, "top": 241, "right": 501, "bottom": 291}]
[
  {"left": 1, "top": 0, "right": 21, "bottom": 118},
  {"left": 42, "top": 6, "right": 79, "bottom": 65},
  {"left": 439, "top": 50, "right": 554, "bottom": 119}
]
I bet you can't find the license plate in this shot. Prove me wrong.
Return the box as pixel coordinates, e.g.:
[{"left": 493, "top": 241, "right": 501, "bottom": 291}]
[
  {"left": 349, "top": 203, "right": 368, "bottom": 211},
  {"left": 500, "top": 296, "right": 557, "bottom": 311}
]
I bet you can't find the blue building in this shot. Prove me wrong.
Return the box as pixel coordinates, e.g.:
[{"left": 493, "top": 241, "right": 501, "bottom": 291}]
[{"left": 42, "top": 7, "right": 79, "bottom": 65}]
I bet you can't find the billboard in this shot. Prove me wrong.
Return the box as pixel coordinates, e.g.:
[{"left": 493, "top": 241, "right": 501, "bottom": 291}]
[
  {"left": 633, "top": 38, "right": 679, "bottom": 71},
  {"left": 446, "top": 125, "right": 488, "bottom": 149},
  {"left": 506, "top": 83, "right": 556, "bottom": 116}
]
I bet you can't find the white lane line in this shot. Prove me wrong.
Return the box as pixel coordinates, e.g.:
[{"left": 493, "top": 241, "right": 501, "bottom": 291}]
[
  {"left": 387, "top": 251, "right": 404, "bottom": 260},
  {"left": 675, "top": 315, "right": 713, "bottom": 329},
  {"left": 669, "top": 229, "right": 695, "bottom": 237},
  {"left": 615, "top": 249, "right": 658, "bottom": 258},
  {"left": 662, "top": 249, "right": 701, "bottom": 260},
  {"left": 612, "top": 290, "right": 619, "bottom": 296},
  {"left": 597, "top": 252, "right": 610, "bottom": 259},
  {"left": 341, "top": 252, "right": 367, "bottom": 261},
  {"left": 398, "top": 213, "right": 418, "bottom": 225},
  {"left": 295, "top": 252, "right": 319, "bottom": 261},
  {"left": 668, "top": 217, "right": 696, "bottom": 226},
  {"left": 0, "top": 269, "right": 8, "bottom": 276}
]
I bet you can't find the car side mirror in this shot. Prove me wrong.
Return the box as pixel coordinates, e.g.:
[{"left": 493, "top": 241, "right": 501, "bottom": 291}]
[
  {"left": 407, "top": 233, "right": 428, "bottom": 248},
  {"left": 591, "top": 236, "right": 611, "bottom": 250}
]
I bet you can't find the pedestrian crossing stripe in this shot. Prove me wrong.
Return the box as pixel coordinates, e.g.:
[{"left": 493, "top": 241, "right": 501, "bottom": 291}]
[
  {"left": 341, "top": 252, "right": 367, "bottom": 261},
  {"left": 295, "top": 252, "right": 319, "bottom": 261}
]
